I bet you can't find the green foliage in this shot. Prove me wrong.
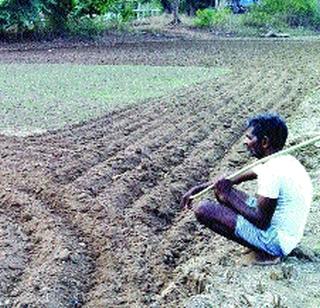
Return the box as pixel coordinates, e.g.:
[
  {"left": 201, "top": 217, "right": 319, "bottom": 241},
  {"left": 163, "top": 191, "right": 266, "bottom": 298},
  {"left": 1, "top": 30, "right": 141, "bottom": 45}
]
[
  {"left": 138, "top": 0, "right": 163, "bottom": 13},
  {"left": 73, "top": 0, "right": 113, "bottom": 17},
  {"left": 66, "top": 14, "right": 106, "bottom": 38},
  {"left": 72, "top": 0, "right": 135, "bottom": 31},
  {"left": 43, "top": 0, "right": 76, "bottom": 33},
  {"left": 66, "top": 0, "right": 117, "bottom": 37},
  {"left": 240, "top": 9, "right": 274, "bottom": 28},
  {"left": 194, "top": 8, "right": 231, "bottom": 28},
  {"left": 0, "top": 0, "right": 119, "bottom": 39},
  {"left": 109, "top": 0, "right": 135, "bottom": 22},
  {"left": 0, "top": 0, "right": 76, "bottom": 37},
  {"left": 194, "top": 8, "right": 214, "bottom": 27},
  {"left": 261, "top": 0, "right": 317, "bottom": 16},
  {"left": 249, "top": 0, "right": 320, "bottom": 28},
  {"left": 0, "top": 0, "right": 44, "bottom": 37},
  {"left": 180, "top": 0, "right": 221, "bottom": 15},
  {"left": 0, "top": 0, "right": 164, "bottom": 39},
  {"left": 190, "top": 0, "right": 320, "bottom": 33}
]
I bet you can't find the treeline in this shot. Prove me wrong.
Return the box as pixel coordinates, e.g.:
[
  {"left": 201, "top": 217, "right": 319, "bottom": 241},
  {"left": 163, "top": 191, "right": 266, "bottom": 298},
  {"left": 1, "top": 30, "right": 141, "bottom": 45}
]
[{"left": 0, "top": 0, "right": 319, "bottom": 40}]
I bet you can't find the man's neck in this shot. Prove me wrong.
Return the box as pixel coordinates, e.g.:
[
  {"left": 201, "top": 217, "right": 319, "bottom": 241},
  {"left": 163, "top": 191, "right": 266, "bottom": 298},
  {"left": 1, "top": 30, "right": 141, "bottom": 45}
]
[{"left": 263, "top": 147, "right": 279, "bottom": 157}]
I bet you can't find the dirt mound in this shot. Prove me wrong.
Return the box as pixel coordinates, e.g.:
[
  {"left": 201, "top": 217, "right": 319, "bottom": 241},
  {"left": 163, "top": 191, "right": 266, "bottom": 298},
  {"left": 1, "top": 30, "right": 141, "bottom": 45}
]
[{"left": 1, "top": 38, "right": 320, "bottom": 307}]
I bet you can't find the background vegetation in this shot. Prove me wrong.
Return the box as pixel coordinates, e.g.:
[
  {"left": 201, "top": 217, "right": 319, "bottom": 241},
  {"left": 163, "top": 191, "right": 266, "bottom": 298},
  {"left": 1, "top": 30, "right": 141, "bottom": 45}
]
[
  {"left": 0, "top": 0, "right": 319, "bottom": 40},
  {"left": 193, "top": 0, "right": 320, "bottom": 33}
]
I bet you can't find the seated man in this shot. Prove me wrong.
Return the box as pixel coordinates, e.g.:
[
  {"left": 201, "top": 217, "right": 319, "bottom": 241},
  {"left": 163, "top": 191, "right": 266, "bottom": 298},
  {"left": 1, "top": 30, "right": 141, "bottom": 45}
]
[{"left": 181, "top": 113, "right": 313, "bottom": 265}]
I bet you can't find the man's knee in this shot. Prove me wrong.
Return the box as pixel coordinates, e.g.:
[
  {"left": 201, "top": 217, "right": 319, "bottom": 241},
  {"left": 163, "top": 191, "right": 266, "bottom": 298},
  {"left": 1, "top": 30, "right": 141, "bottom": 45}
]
[{"left": 194, "top": 199, "right": 216, "bottom": 224}]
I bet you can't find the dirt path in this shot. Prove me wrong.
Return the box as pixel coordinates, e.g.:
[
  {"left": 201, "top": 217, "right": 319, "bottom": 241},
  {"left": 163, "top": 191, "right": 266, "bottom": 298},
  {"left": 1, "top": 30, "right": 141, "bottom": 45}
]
[{"left": 0, "top": 37, "right": 320, "bottom": 307}]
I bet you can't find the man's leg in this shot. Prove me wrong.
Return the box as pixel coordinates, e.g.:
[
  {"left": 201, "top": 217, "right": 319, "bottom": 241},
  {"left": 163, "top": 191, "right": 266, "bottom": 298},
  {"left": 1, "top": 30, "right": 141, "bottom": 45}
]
[
  {"left": 193, "top": 198, "right": 259, "bottom": 251},
  {"left": 194, "top": 195, "right": 282, "bottom": 264}
]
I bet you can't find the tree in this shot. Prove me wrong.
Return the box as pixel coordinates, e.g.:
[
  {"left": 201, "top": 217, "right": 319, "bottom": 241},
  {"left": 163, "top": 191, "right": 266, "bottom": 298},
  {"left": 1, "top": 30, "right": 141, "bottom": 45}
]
[
  {"left": 160, "top": 0, "right": 172, "bottom": 13},
  {"left": 171, "top": 0, "right": 181, "bottom": 24},
  {"left": 42, "top": 0, "right": 75, "bottom": 33},
  {"left": 0, "top": 0, "right": 43, "bottom": 37}
]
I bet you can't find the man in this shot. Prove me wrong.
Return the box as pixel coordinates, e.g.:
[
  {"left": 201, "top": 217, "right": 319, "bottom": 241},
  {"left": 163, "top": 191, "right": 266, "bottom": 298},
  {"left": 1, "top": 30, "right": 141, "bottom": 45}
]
[{"left": 181, "top": 113, "right": 313, "bottom": 265}]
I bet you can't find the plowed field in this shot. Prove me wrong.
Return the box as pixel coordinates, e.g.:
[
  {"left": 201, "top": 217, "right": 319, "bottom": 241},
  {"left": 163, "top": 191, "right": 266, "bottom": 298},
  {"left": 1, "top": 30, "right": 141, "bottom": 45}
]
[{"left": 1, "top": 37, "right": 320, "bottom": 307}]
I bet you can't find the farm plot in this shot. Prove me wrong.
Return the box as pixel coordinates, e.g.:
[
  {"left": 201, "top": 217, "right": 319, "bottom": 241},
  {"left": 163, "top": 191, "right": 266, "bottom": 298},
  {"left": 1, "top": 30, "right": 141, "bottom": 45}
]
[
  {"left": 0, "top": 64, "right": 224, "bottom": 136},
  {"left": 0, "top": 38, "right": 320, "bottom": 307}
]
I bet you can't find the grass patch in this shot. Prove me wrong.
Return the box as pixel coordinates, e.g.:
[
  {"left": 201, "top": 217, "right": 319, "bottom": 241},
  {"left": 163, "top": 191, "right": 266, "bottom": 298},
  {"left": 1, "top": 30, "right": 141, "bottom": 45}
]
[{"left": 0, "top": 64, "right": 225, "bottom": 136}]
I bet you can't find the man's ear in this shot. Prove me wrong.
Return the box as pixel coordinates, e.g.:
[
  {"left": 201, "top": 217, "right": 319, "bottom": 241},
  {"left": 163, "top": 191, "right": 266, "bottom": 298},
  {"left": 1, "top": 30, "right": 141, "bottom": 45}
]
[{"left": 261, "top": 136, "right": 270, "bottom": 149}]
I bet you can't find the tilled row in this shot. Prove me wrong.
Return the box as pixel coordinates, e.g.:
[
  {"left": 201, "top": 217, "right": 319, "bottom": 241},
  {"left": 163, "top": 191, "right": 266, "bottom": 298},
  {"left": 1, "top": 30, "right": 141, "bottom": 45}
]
[
  {"left": 79, "top": 54, "right": 320, "bottom": 306},
  {"left": 0, "top": 174, "right": 94, "bottom": 307},
  {"left": 0, "top": 68, "right": 255, "bottom": 306},
  {"left": 60, "top": 62, "right": 310, "bottom": 306}
]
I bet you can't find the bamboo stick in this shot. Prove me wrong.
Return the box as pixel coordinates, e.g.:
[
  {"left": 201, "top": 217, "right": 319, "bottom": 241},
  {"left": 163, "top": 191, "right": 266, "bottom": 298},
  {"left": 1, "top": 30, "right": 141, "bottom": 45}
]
[{"left": 190, "top": 134, "right": 320, "bottom": 201}]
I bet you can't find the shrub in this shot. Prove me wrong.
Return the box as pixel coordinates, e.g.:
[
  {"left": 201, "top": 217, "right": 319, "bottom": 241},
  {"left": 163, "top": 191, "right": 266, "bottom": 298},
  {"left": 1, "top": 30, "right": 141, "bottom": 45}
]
[
  {"left": 109, "top": 1, "right": 135, "bottom": 23},
  {"left": 261, "top": 0, "right": 317, "bottom": 16},
  {"left": 240, "top": 10, "right": 273, "bottom": 28},
  {"left": 43, "top": 0, "right": 76, "bottom": 33},
  {"left": 0, "top": 0, "right": 77, "bottom": 38},
  {"left": 0, "top": 0, "right": 44, "bottom": 38},
  {"left": 194, "top": 8, "right": 231, "bottom": 28},
  {"left": 135, "top": 0, "right": 163, "bottom": 18},
  {"left": 66, "top": 14, "right": 107, "bottom": 38},
  {"left": 72, "top": 0, "right": 112, "bottom": 17},
  {"left": 253, "top": 0, "right": 320, "bottom": 27},
  {"left": 194, "top": 8, "right": 214, "bottom": 27}
]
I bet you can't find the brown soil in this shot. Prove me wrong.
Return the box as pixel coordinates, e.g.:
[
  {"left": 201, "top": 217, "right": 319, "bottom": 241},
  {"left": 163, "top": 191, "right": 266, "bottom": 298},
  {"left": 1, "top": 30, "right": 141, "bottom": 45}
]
[{"left": 1, "top": 34, "right": 320, "bottom": 307}]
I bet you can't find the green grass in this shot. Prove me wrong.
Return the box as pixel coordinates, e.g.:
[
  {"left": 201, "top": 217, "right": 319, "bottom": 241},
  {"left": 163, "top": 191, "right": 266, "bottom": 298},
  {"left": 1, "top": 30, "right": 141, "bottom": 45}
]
[{"left": 0, "top": 64, "right": 225, "bottom": 136}]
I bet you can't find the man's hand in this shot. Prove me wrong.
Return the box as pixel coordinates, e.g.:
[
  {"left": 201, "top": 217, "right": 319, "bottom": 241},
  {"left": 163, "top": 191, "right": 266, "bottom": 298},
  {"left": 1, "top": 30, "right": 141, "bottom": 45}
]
[
  {"left": 180, "top": 185, "right": 203, "bottom": 210},
  {"left": 180, "top": 176, "right": 230, "bottom": 210},
  {"left": 213, "top": 178, "right": 233, "bottom": 205}
]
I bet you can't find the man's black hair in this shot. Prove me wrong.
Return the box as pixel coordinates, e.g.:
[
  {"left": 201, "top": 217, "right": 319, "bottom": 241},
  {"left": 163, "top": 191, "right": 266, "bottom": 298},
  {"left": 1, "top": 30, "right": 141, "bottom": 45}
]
[{"left": 247, "top": 113, "right": 288, "bottom": 150}]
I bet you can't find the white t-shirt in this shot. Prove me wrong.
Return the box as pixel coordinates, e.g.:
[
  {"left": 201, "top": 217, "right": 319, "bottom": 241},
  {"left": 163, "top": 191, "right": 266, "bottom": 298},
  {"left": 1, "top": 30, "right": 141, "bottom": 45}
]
[{"left": 252, "top": 154, "right": 313, "bottom": 255}]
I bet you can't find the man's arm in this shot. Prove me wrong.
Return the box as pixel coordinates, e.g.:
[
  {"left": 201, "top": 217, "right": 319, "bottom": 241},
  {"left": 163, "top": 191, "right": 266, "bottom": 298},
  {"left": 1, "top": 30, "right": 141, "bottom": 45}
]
[
  {"left": 180, "top": 180, "right": 213, "bottom": 209},
  {"left": 180, "top": 170, "right": 256, "bottom": 210},
  {"left": 230, "top": 171, "right": 257, "bottom": 185},
  {"left": 226, "top": 190, "right": 277, "bottom": 230},
  {"left": 214, "top": 178, "right": 277, "bottom": 230}
]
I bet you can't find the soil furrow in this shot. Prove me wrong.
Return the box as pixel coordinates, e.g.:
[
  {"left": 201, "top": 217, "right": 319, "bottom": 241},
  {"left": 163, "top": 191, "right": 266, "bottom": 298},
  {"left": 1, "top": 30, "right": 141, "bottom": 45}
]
[{"left": 0, "top": 177, "right": 94, "bottom": 307}]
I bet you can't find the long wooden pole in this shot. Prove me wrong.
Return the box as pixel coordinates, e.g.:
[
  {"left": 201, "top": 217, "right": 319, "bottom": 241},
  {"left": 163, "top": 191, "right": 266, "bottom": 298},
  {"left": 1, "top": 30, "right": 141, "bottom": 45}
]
[{"left": 190, "top": 134, "right": 320, "bottom": 201}]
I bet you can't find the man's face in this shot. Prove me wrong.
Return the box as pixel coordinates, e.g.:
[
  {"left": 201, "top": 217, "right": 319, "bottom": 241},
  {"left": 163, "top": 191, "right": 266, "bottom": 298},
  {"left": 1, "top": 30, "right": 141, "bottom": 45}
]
[{"left": 243, "top": 127, "right": 264, "bottom": 158}]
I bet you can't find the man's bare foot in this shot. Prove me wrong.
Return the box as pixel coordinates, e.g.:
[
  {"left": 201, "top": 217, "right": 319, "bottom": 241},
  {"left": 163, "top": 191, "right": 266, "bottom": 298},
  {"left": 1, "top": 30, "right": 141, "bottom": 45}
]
[
  {"left": 242, "top": 248, "right": 254, "bottom": 255},
  {"left": 254, "top": 251, "right": 281, "bottom": 265},
  {"left": 239, "top": 251, "right": 281, "bottom": 266}
]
